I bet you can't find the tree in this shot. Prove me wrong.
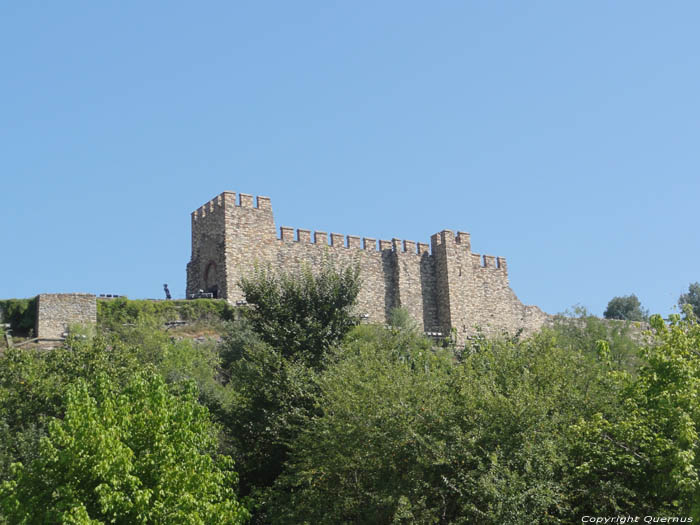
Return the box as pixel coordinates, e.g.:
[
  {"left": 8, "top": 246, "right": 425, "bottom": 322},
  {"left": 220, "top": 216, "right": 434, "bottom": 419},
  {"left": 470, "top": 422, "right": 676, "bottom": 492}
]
[
  {"left": 567, "top": 313, "right": 700, "bottom": 518},
  {"left": 603, "top": 294, "right": 647, "bottom": 321},
  {"left": 269, "top": 326, "right": 616, "bottom": 524},
  {"left": 679, "top": 282, "right": 700, "bottom": 318},
  {"left": 0, "top": 370, "right": 248, "bottom": 524},
  {"left": 238, "top": 261, "right": 360, "bottom": 369},
  {"left": 216, "top": 262, "right": 360, "bottom": 521}
]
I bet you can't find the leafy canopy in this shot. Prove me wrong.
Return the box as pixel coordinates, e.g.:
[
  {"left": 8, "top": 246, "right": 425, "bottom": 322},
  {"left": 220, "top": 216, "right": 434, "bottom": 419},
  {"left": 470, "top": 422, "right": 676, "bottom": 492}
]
[
  {"left": 679, "top": 282, "right": 700, "bottom": 318},
  {"left": 239, "top": 261, "right": 360, "bottom": 368},
  {"left": 1, "top": 370, "right": 248, "bottom": 524},
  {"left": 568, "top": 312, "right": 700, "bottom": 518},
  {"left": 270, "top": 326, "right": 614, "bottom": 524},
  {"left": 603, "top": 294, "right": 648, "bottom": 321}
]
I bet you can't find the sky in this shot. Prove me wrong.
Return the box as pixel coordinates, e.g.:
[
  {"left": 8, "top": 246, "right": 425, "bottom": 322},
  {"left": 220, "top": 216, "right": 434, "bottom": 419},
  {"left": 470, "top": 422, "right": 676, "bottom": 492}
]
[{"left": 2, "top": 1, "right": 699, "bottom": 317}]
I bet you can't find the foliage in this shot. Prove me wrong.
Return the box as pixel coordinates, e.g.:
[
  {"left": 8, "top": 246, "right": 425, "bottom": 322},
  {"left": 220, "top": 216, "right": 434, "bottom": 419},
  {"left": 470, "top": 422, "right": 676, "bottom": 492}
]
[
  {"left": 0, "top": 298, "right": 36, "bottom": 336},
  {"left": 269, "top": 327, "right": 616, "bottom": 524},
  {"left": 1, "top": 370, "right": 248, "bottom": 524},
  {"left": 239, "top": 261, "right": 360, "bottom": 369},
  {"left": 679, "top": 282, "right": 700, "bottom": 318},
  {"left": 604, "top": 294, "right": 648, "bottom": 321},
  {"left": 97, "top": 297, "right": 235, "bottom": 330},
  {"left": 0, "top": 329, "right": 231, "bottom": 489},
  {"left": 104, "top": 320, "right": 231, "bottom": 409},
  {"left": 566, "top": 311, "right": 700, "bottom": 518},
  {"left": 218, "top": 327, "right": 320, "bottom": 522},
  {"left": 387, "top": 306, "right": 419, "bottom": 332},
  {"left": 550, "top": 305, "right": 643, "bottom": 373},
  {"left": 3, "top": 280, "right": 699, "bottom": 522}
]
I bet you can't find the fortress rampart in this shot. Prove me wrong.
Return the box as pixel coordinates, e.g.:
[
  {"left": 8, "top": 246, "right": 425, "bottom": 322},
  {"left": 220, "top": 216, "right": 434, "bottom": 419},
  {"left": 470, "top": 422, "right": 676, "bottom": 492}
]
[{"left": 187, "top": 191, "right": 548, "bottom": 341}]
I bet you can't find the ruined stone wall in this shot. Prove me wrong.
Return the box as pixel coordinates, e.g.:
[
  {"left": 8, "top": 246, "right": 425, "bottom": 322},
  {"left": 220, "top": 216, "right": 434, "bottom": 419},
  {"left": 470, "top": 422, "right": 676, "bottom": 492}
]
[
  {"left": 35, "top": 293, "right": 96, "bottom": 339},
  {"left": 187, "top": 191, "right": 549, "bottom": 341}
]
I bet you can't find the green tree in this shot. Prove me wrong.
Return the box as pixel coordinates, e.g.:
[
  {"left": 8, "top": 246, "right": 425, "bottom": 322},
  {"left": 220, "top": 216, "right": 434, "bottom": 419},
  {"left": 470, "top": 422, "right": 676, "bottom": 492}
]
[
  {"left": 679, "top": 282, "right": 700, "bottom": 318},
  {"left": 219, "top": 263, "right": 360, "bottom": 521},
  {"left": 0, "top": 298, "right": 37, "bottom": 337},
  {"left": 222, "top": 336, "right": 319, "bottom": 515},
  {"left": 269, "top": 326, "right": 616, "bottom": 524},
  {"left": 239, "top": 261, "right": 360, "bottom": 369},
  {"left": 1, "top": 370, "right": 248, "bottom": 524},
  {"left": 566, "top": 312, "right": 700, "bottom": 518},
  {"left": 604, "top": 294, "right": 648, "bottom": 321}
]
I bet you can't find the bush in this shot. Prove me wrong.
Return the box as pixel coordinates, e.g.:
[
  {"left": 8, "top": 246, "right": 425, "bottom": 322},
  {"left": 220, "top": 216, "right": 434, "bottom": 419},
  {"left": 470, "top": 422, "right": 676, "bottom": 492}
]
[
  {"left": 0, "top": 298, "right": 36, "bottom": 336},
  {"left": 97, "top": 297, "right": 235, "bottom": 329}
]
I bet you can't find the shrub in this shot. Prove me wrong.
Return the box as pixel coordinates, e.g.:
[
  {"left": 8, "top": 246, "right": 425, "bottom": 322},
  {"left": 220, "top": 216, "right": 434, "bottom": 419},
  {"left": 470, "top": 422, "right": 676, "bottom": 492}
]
[
  {"left": 0, "top": 298, "right": 37, "bottom": 336},
  {"left": 97, "top": 297, "right": 235, "bottom": 329}
]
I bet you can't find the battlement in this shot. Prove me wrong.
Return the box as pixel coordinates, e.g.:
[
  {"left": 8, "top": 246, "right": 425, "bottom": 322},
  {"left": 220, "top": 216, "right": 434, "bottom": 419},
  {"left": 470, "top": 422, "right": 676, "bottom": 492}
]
[
  {"left": 430, "top": 229, "right": 473, "bottom": 248},
  {"left": 275, "top": 226, "right": 432, "bottom": 255},
  {"left": 191, "top": 192, "right": 272, "bottom": 222},
  {"left": 470, "top": 253, "right": 507, "bottom": 271}
]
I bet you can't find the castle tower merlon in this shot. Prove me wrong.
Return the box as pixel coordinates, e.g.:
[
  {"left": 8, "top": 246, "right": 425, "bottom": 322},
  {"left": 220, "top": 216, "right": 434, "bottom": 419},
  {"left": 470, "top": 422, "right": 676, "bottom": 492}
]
[
  {"left": 239, "top": 193, "right": 254, "bottom": 208},
  {"left": 403, "top": 240, "right": 416, "bottom": 254},
  {"left": 348, "top": 235, "right": 361, "bottom": 249},
  {"left": 219, "top": 192, "right": 237, "bottom": 214},
  {"left": 430, "top": 233, "right": 438, "bottom": 247},
  {"left": 281, "top": 227, "right": 294, "bottom": 242},
  {"left": 456, "top": 231, "right": 471, "bottom": 251},
  {"left": 297, "top": 229, "right": 311, "bottom": 243},
  {"left": 483, "top": 255, "right": 497, "bottom": 269},
  {"left": 417, "top": 242, "right": 430, "bottom": 255},
  {"left": 314, "top": 231, "right": 328, "bottom": 245},
  {"left": 497, "top": 256, "right": 508, "bottom": 275},
  {"left": 379, "top": 240, "right": 392, "bottom": 251},
  {"left": 257, "top": 196, "right": 271, "bottom": 210},
  {"left": 440, "top": 229, "right": 454, "bottom": 245},
  {"left": 431, "top": 229, "right": 456, "bottom": 250},
  {"left": 363, "top": 237, "right": 376, "bottom": 251},
  {"left": 392, "top": 238, "right": 402, "bottom": 252},
  {"left": 331, "top": 233, "right": 345, "bottom": 247}
]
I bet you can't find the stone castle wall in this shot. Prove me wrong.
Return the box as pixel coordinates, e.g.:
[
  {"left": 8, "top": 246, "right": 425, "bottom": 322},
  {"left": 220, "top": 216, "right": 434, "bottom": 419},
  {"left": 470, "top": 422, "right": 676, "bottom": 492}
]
[
  {"left": 187, "top": 192, "right": 548, "bottom": 342},
  {"left": 35, "top": 293, "right": 97, "bottom": 339}
]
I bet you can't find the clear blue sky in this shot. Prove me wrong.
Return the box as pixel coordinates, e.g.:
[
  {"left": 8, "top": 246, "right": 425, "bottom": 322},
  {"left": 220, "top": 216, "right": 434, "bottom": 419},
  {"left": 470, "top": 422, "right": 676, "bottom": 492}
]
[{"left": 2, "top": 2, "right": 699, "bottom": 317}]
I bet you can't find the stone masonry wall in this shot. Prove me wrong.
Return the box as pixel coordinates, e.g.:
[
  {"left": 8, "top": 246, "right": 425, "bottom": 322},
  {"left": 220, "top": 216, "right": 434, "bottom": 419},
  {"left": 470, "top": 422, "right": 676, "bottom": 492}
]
[
  {"left": 35, "top": 293, "right": 97, "bottom": 339},
  {"left": 187, "top": 192, "right": 549, "bottom": 343}
]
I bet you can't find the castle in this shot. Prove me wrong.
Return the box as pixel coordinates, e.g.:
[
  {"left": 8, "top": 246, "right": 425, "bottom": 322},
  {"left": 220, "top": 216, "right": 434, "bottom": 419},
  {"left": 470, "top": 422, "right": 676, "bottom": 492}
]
[{"left": 187, "top": 192, "right": 548, "bottom": 342}]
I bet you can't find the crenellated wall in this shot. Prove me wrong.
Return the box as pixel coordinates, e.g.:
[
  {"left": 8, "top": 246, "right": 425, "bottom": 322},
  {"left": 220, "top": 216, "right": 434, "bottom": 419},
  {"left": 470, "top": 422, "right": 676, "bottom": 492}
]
[{"left": 187, "top": 191, "right": 548, "bottom": 342}]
